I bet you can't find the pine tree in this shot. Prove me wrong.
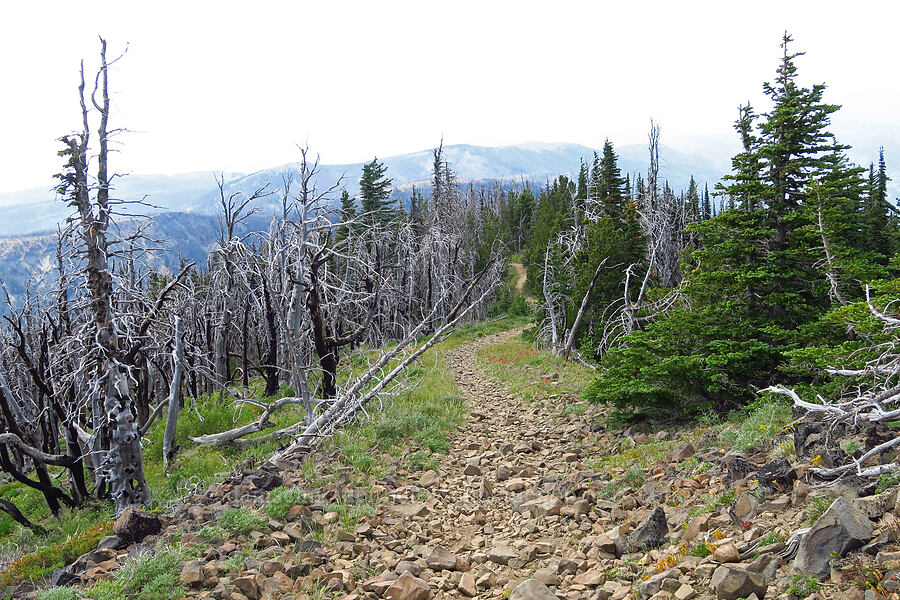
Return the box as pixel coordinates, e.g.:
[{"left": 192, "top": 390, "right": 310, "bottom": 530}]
[
  {"left": 359, "top": 157, "right": 395, "bottom": 224},
  {"left": 686, "top": 176, "right": 700, "bottom": 223},
  {"left": 717, "top": 103, "right": 765, "bottom": 210},
  {"left": 336, "top": 190, "right": 357, "bottom": 242},
  {"left": 576, "top": 159, "right": 588, "bottom": 212},
  {"left": 702, "top": 184, "right": 712, "bottom": 220},
  {"left": 596, "top": 140, "right": 626, "bottom": 220},
  {"left": 589, "top": 151, "right": 602, "bottom": 206},
  {"left": 865, "top": 147, "right": 892, "bottom": 258}
]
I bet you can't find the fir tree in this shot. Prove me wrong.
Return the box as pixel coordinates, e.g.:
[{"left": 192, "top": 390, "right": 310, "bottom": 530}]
[
  {"left": 597, "top": 140, "right": 626, "bottom": 220},
  {"left": 702, "top": 184, "right": 712, "bottom": 220},
  {"left": 865, "top": 147, "right": 892, "bottom": 258},
  {"left": 359, "top": 157, "right": 395, "bottom": 224}
]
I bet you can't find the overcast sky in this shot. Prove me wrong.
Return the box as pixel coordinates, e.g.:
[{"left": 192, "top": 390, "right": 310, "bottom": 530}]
[{"left": 2, "top": 1, "right": 898, "bottom": 194}]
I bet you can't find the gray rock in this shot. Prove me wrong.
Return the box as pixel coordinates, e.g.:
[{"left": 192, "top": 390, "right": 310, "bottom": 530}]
[
  {"left": 616, "top": 506, "right": 668, "bottom": 555},
  {"left": 639, "top": 567, "right": 680, "bottom": 597},
  {"left": 395, "top": 560, "right": 423, "bottom": 576},
  {"left": 758, "top": 457, "right": 796, "bottom": 493},
  {"left": 793, "top": 496, "right": 874, "bottom": 577},
  {"left": 509, "top": 578, "right": 558, "bottom": 600},
  {"left": 425, "top": 545, "right": 457, "bottom": 571},
  {"left": 673, "top": 442, "right": 696, "bottom": 461},
  {"left": 511, "top": 490, "right": 539, "bottom": 512},
  {"left": 488, "top": 545, "right": 518, "bottom": 565},
  {"left": 854, "top": 488, "right": 898, "bottom": 519},
  {"left": 733, "top": 492, "right": 759, "bottom": 521},
  {"left": 49, "top": 568, "right": 83, "bottom": 587},
  {"left": 97, "top": 535, "right": 128, "bottom": 550},
  {"left": 113, "top": 507, "right": 162, "bottom": 543},
  {"left": 710, "top": 565, "right": 768, "bottom": 600}
]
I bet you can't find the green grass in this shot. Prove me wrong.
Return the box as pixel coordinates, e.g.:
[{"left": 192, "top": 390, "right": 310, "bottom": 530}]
[
  {"left": 805, "top": 496, "right": 832, "bottom": 526},
  {"left": 37, "top": 588, "right": 81, "bottom": 600},
  {"left": 0, "top": 519, "right": 112, "bottom": 588},
  {"left": 718, "top": 396, "right": 793, "bottom": 452},
  {"left": 788, "top": 574, "right": 821, "bottom": 598},
  {"left": 266, "top": 486, "right": 309, "bottom": 521},
  {"left": 84, "top": 546, "right": 185, "bottom": 600},
  {"left": 587, "top": 438, "right": 678, "bottom": 472},
  {"left": 220, "top": 508, "right": 268, "bottom": 535},
  {"left": 690, "top": 489, "right": 737, "bottom": 517},
  {"left": 196, "top": 525, "right": 227, "bottom": 544},
  {"left": 476, "top": 337, "right": 594, "bottom": 402}
]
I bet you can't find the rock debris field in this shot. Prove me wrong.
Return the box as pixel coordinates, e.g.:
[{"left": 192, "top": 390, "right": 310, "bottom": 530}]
[{"left": 33, "top": 328, "right": 900, "bottom": 600}]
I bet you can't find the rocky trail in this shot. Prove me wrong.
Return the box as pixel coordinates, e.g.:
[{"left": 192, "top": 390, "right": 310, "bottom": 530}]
[{"left": 24, "top": 327, "right": 900, "bottom": 600}]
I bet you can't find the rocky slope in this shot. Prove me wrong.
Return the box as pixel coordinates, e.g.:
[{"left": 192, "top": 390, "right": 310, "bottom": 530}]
[{"left": 21, "top": 327, "right": 900, "bottom": 600}]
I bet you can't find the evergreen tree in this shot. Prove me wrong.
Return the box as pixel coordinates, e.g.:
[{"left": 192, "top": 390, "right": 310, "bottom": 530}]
[
  {"left": 865, "top": 147, "right": 892, "bottom": 258},
  {"left": 686, "top": 176, "right": 700, "bottom": 223},
  {"left": 597, "top": 140, "right": 626, "bottom": 220},
  {"left": 336, "top": 190, "right": 357, "bottom": 242},
  {"left": 359, "top": 157, "right": 395, "bottom": 224},
  {"left": 589, "top": 151, "right": 602, "bottom": 204},
  {"left": 702, "top": 184, "right": 712, "bottom": 220},
  {"left": 576, "top": 159, "right": 588, "bottom": 210},
  {"left": 717, "top": 104, "right": 765, "bottom": 211}
]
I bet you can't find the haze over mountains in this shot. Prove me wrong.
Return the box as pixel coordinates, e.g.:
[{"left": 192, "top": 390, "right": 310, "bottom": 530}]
[
  {"left": 0, "top": 135, "right": 895, "bottom": 303},
  {"left": 0, "top": 141, "right": 724, "bottom": 237}
]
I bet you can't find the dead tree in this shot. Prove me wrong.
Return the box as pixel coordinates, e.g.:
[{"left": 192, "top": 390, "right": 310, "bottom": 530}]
[
  {"left": 764, "top": 286, "right": 900, "bottom": 481},
  {"left": 59, "top": 39, "right": 150, "bottom": 512}
]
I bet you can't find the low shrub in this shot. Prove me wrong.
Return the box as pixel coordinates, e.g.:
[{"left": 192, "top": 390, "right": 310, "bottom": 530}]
[
  {"left": 266, "top": 486, "right": 308, "bottom": 521},
  {"left": 220, "top": 508, "right": 267, "bottom": 535}
]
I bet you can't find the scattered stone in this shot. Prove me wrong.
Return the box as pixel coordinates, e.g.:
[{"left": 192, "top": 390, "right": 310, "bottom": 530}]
[
  {"left": 573, "top": 567, "right": 605, "bottom": 586},
  {"left": 113, "top": 507, "right": 162, "bottom": 543},
  {"left": 673, "top": 442, "right": 696, "bottom": 461},
  {"left": 419, "top": 470, "right": 439, "bottom": 488},
  {"left": 794, "top": 496, "right": 874, "bottom": 577},
  {"left": 395, "top": 560, "right": 423, "bottom": 576},
  {"left": 49, "top": 568, "right": 82, "bottom": 587},
  {"left": 390, "top": 503, "right": 429, "bottom": 519},
  {"left": 733, "top": 493, "right": 759, "bottom": 521},
  {"left": 520, "top": 495, "right": 562, "bottom": 517},
  {"left": 617, "top": 506, "right": 668, "bottom": 555},
  {"left": 855, "top": 489, "right": 898, "bottom": 519},
  {"left": 488, "top": 545, "right": 519, "bottom": 565},
  {"left": 713, "top": 542, "right": 741, "bottom": 563},
  {"left": 426, "top": 545, "right": 457, "bottom": 571},
  {"left": 463, "top": 463, "right": 482, "bottom": 476},
  {"left": 97, "top": 535, "right": 128, "bottom": 550},
  {"left": 459, "top": 571, "right": 477, "bottom": 597},
  {"left": 385, "top": 572, "right": 430, "bottom": 600},
  {"left": 639, "top": 568, "right": 679, "bottom": 597},
  {"left": 722, "top": 454, "right": 756, "bottom": 485},
  {"left": 533, "top": 568, "right": 557, "bottom": 586},
  {"left": 682, "top": 514, "right": 711, "bottom": 541},
  {"left": 180, "top": 560, "right": 203, "bottom": 587},
  {"left": 710, "top": 565, "right": 768, "bottom": 600},
  {"left": 757, "top": 457, "right": 796, "bottom": 493},
  {"left": 509, "top": 578, "right": 558, "bottom": 600},
  {"left": 673, "top": 584, "right": 697, "bottom": 600}
]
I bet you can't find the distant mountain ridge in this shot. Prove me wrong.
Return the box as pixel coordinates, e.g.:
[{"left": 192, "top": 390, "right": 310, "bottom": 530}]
[
  {"left": 0, "top": 142, "right": 724, "bottom": 236},
  {"left": 0, "top": 141, "right": 727, "bottom": 304}
]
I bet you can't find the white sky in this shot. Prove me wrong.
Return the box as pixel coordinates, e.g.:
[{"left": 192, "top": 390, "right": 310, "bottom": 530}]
[{"left": 2, "top": 0, "right": 898, "bottom": 193}]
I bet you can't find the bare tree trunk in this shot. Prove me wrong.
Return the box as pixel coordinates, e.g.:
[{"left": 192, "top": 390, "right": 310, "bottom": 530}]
[
  {"left": 561, "top": 258, "right": 607, "bottom": 359},
  {"left": 163, "top": 316, "right": 184, "bottom": 468},
  {"left": 542, "top": 246, "right": 559, "bottom": 353},
  {"left": 815, "top": 187, "right": 847, "bottom": 306}
]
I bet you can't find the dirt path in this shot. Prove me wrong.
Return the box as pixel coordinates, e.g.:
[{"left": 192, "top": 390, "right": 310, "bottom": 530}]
[
  {"left": 369, "top": 327, "right": 601, "bottom": 598},
  {"left": 510, "top": 262, "right": 536, "bottom": 303}
]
